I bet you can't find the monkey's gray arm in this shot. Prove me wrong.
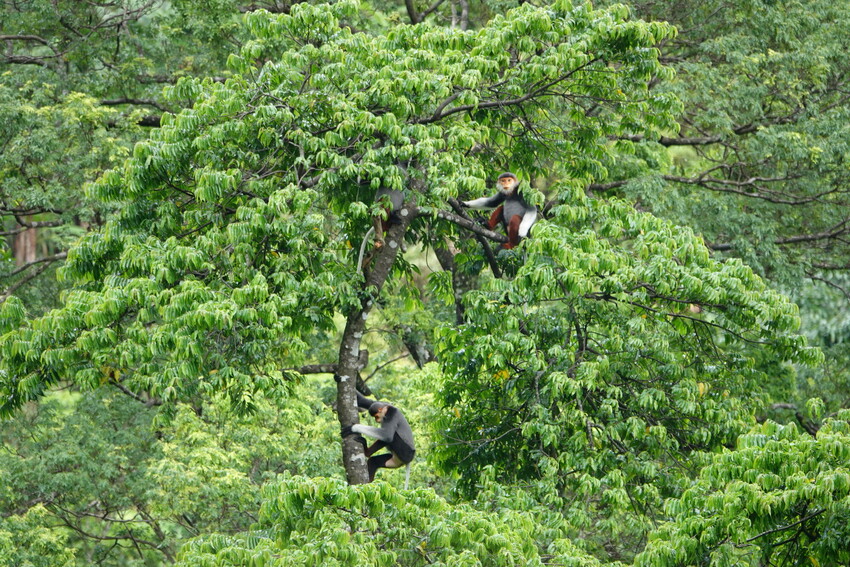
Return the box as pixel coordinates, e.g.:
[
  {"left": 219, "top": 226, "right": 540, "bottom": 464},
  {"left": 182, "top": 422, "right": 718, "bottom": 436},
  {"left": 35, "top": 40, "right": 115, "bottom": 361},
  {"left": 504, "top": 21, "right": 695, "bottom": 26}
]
[
  {"left": 463, "top": 193, "right": 505, "bottom": 209},
  {"left": 351, "top": 422, "right": 396, "bottom": 443},
  {"left": 356, "top": 391, "right": 374, "bottom": 412}
]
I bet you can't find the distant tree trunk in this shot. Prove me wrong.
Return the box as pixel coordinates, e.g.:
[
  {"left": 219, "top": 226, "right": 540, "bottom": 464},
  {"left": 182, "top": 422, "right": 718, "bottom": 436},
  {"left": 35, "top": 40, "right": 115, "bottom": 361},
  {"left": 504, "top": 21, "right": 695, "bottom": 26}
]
[{"left": 13, "top": 225, "right": 37, "bottom": 267}]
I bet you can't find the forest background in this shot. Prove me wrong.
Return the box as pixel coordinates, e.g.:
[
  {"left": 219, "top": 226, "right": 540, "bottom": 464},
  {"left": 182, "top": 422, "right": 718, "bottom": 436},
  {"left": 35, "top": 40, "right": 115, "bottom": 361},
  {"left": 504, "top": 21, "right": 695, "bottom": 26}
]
[{"left": 1, "top": 0, "right": 849, "bottom": 565}]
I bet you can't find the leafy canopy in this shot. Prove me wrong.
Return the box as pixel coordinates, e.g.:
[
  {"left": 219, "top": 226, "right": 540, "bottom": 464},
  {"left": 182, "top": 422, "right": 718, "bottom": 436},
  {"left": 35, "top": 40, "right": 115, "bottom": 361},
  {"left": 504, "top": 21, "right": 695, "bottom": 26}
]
[{"left": 0, "top": 0, "right": 680, "bottom": 415}]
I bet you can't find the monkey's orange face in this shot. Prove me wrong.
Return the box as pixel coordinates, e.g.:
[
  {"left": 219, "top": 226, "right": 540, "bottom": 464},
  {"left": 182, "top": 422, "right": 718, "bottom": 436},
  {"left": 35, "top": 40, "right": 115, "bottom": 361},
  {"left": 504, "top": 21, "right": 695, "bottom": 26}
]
[
  {"left": 372, "top": 406, "right": 388, "bottom": 423},
  {"left": 498, "top": 176, "right": 517, "bottom": 194}
]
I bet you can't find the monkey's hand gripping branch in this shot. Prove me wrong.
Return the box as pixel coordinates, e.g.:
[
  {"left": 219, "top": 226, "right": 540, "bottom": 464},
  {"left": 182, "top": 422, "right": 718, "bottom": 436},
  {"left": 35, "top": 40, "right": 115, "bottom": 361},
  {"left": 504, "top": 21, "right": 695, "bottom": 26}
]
[{"left": 341, "top": 425, "right": 368, "bottom": 448}]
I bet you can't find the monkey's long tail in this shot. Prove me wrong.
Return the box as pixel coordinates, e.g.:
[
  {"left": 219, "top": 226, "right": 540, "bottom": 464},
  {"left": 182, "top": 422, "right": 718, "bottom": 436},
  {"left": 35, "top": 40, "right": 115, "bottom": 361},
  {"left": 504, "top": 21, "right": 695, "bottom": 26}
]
[
  {"left": 357, "top": 226, "right": 375, "bottom": 277},
  {"left": 404, "top": 462, "right": 411, "bottom": 490}
]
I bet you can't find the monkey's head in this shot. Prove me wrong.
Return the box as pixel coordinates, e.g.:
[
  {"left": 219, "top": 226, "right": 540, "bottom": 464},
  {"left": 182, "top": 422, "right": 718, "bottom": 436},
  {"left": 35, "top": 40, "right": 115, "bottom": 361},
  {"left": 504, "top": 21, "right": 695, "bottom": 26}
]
[
  {"left": 497, "top": 172, "right": 519, "bottom": 194},
  {"left": 369, "top": 402, "right": 389, "bottom": 422}
]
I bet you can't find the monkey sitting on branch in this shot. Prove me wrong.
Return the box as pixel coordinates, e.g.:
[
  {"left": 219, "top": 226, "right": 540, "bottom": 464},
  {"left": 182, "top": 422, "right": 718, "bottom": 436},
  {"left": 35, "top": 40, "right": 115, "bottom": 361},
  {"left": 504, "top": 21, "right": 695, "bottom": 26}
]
[{"left": 462, "top": 172, "right": 537, "bottom": 249}]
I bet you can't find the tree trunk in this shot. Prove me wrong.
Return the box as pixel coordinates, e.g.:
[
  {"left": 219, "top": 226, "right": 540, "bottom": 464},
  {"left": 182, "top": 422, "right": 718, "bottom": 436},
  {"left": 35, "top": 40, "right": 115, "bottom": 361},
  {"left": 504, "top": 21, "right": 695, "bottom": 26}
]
[
  {"left": 13, "top": 226, "right": 37, "bottom": 267},
  {"left": 434, "top": 237, "right": 484, "bottom": 324},
  {"left": 336, "top": 200, "right": 417, "bottom": 484}
]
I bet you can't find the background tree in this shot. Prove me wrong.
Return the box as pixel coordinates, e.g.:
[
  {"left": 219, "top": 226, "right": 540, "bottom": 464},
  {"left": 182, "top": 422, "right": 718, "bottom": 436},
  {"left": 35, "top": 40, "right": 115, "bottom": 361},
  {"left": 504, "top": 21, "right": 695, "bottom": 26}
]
[
  {"left": 593, "top": 0, "right": 850, "bottom": 283},
  {"left": 0, "top": 383, "right": 341, "bottom": 565},
  {"left": 637, "top": 417, "right": 850, "bottom": 567},
  {"left": 591, "top": 0, "right": 850, "bottom": 426},
  {"left": 0, "top": 0, "right": 270, "bottom": 310}
]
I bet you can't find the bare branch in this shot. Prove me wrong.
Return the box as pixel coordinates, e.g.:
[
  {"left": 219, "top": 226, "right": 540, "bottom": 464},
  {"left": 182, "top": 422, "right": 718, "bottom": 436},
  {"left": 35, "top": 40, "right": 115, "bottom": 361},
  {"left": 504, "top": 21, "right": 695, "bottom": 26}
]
[
  {"left": 0, "top": 227, "right": 27, "bottom": 237},
  {"left": 291, "top": 349, "right": 369, "bottom": 375},
  {"left": 363, "top": 354, "right": 410, "bottom": 382},
  {"left": 6, "top": 252, "right": 68, "bottom": 278},
  {"left": 416, "top": 59, "right": 600, "bottom": 125},
  {"left": 737, "top": 508, "right": 825, "bottom": 545},
  {"left": 100, "top": 98, "right": 168, "bottom": 112},
  {"left": 1, "top": 206, "right": 64, "bottom": 216},
  {"left": 1, "top": 252, "right": 68, "bottom": 304},
  {"left": 436, "top": 207, "right": 508, "bottom": 244},
  {"left": 52, "top": 503, "right": 174, "bottom": 562}
]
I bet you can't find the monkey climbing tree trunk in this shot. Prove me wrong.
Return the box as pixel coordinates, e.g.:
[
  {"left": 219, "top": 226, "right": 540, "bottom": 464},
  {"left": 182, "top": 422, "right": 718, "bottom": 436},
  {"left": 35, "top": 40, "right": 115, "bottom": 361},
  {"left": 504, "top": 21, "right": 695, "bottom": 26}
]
[{"left": 335, "top": 199, "right": 418, "bottom": 485}]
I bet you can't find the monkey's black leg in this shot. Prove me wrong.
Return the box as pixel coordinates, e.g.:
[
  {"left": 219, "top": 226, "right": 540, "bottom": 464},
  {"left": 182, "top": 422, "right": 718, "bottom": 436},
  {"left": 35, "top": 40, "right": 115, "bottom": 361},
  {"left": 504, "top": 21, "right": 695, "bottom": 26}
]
[
  {"left": 365, "top": 440, "right": 388, "bottom": 458},
  {"left": 367, "top": 454, "right": 393, "bottom": 481}
]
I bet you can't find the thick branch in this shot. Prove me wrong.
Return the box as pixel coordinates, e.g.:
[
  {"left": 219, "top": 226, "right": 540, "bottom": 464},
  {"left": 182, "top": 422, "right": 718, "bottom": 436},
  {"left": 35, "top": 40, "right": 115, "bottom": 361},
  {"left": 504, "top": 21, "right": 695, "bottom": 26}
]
[
  {"left": 239, "top": 2, "right": 292, "bottom": 13},
  {"left": 294, "top": 349, "right": 369, "bottom": 375},
  {"left": 436, "top": 207, "right": 508, "bottom": 244},
  {"left": 12, "top": 216, "right": 65, "bottom": 229},
  {"left": 445, "top": 198, "right": 503, "bottom": 278},
  {"left": 100, "top": 98, "right": 168, "bottom": 112},
  {"left": 404, "top": 0, "right": 421, "bottom": 23},
  {"left": 2, "top": 55, "right": 52, "bottom": 67}
]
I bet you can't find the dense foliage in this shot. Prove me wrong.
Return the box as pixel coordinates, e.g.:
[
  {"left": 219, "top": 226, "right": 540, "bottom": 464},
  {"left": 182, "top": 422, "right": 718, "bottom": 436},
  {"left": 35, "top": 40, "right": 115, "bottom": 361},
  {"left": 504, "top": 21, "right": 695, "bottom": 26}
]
[
  {"left": 2, "top": 1, "right": 849, "bottom": 566},
  {"left": 593, "top": 0, "right": 850, "bottom": 427}
]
